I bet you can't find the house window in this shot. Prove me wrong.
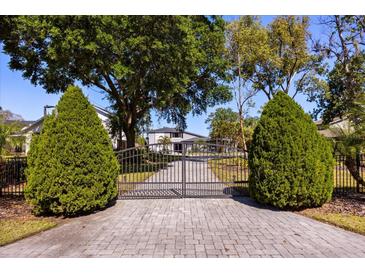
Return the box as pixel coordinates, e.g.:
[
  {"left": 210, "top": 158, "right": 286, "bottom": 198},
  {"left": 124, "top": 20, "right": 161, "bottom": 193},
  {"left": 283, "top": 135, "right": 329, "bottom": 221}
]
[
  {"left": 171, "top": 132, "right": 183, "bottom": 138},
  {"left": 174, "top": 143, "right": 183, "bottom": 152}
]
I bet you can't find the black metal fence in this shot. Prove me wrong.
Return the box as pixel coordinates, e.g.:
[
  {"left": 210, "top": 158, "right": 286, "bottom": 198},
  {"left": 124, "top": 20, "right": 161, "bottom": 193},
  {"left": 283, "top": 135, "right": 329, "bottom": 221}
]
[
  {"left": 0, "top": 153, "right": 363, "bottom": 198},
  {"left": 334, "top": 153, "right": 365, "bottom": 194},
  {"left": 0, "top": 157, "right": 27, "bottom": 196},
  {"left": 115, "top": 143, "right": 249, "bottom": 199}
]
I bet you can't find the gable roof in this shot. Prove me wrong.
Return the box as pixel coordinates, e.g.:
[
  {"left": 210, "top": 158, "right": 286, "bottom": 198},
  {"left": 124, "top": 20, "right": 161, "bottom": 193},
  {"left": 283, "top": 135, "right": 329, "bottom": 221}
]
[
  {"left": 181, "top": 136, "right": 209, "bottom": 143},
  {"left": 93, "top": 105, "right": 112, "bottom": 118},
  {"left": 148, "top": 127, "right": 206, "bottom": 138},
  {"left": 315, "top": 116, "right": 348, "bottom": 126},
  {"left": 18, "top": 105, "right": 111, "bottom": 134}
]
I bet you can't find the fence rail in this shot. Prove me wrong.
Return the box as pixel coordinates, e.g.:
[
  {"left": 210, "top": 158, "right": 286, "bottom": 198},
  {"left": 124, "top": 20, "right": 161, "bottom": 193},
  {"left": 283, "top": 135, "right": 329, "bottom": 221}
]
[
  {"left": 0, "top": 154, "right": 363, "bottom": 197},
  {"left": 334, "top": 153, "right": 365, "bottom": 194},
  {"left": 0, "top": 157, "right": 27, "bottom": 196}
]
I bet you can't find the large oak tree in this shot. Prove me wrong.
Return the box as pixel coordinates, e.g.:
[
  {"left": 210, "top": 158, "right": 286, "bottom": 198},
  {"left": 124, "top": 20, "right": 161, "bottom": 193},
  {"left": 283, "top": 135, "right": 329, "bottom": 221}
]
[{"left": 0, "top": 16, "right": 231, "bottom": 147}]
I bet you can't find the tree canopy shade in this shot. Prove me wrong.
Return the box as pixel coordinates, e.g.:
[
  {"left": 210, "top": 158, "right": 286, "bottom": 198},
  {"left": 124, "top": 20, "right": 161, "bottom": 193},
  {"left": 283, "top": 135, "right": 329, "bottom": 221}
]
[
  {"left": 25, "top": 86, "right": 119, "bottom": 216},
  {"left": 0, "top": 16, "right": 232, "bottom": 147}
]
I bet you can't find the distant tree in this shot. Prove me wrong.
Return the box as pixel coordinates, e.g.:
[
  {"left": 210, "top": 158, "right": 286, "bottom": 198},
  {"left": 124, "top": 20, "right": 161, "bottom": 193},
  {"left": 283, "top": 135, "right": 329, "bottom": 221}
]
[
  {"left": 329, "top": 94, "right": 365, "bottom": 188},
  {"left": 0, "top": 109, "right": 25, "bottom": 156},
  {"left": 158, "top": 136, "right": 171, "bottom": 152},
  {"left": 0, "top": 125, "right": 7, "bottom": 156},
  {"left": 136, "top": 135, "right": 147, "bottom": 147},
  {"left": 226, "top": 16, "right": 318, "bottom": 101},
  {"left": 308, "top": 16, "right": 365, "bottom": 122},
  {"left": 25, "top": 86, "right": 119, "bottom": 216},
  {"left": 206, "top": 108, "right": 239, "bottom": 145},
  {"left": 0, "top": 16, "right": 231, "bottom": 148},
  {"left": 226, "top": 16, "right": 259, "bottom": 151},
  {"left": 304, "top": 16, "right": 365, "bottom": 188}
]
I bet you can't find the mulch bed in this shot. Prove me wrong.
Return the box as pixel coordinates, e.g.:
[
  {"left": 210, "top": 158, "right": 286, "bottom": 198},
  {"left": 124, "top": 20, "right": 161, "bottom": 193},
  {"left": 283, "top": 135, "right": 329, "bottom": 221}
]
[
  {"left": 300, "top": 193, "right": 365, "bottom": 217},
  {"left": 0, "top": 197, "right": 35, "bottom": 220}
]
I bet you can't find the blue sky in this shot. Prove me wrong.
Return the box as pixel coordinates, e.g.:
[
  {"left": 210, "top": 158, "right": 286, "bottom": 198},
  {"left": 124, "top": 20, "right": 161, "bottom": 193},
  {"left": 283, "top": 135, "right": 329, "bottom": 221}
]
[{"left": 0, "top": 16, "right": 328, "bottom": 136}]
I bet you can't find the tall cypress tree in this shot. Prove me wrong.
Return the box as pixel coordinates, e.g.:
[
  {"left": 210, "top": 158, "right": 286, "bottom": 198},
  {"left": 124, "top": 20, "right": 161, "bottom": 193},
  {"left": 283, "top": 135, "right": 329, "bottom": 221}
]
[
  {"left": 248, "top": 92, "right": 334, "bottom": 209},
  {"left": 25, "top": 86, "right": 119, "bottom": 216}
]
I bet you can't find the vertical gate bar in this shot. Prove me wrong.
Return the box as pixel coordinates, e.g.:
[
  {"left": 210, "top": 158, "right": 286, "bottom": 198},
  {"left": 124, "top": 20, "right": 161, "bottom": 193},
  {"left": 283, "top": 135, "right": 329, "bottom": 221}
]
[
  {"left": 336, "top": 155, "right": 338, "bottom": 194},
  {"left": 162, "top": 144, "right": 164, "bottom": 197},
  {"left": 356, "top": 152, "right": 360, "bottom": 193},
  {"left": 182, "top": 143, "right": 186, "bottom": 198},
  {"left": 236, "top": 151, "right": 239, "bottom": 189},
  {"left": 341, "top": 155, "right": 343, "bottom": 194},
  {"left": 158, "top": 144, "right": 161, "bottom": 197},
  {"left": 201, "top": 143, "right": 203, "bottom": 197},
  {"left": 131, "top": 148, "right": 138, "bottom": 194},
  {"left": 343, "top": 155, "right": 346, "bottom": 193},
  {"left": 339, "top": 155, "right": 341, "bottom": 194},
  {"left": 179, "top": 147, "right": 181, "bottom": 195}
]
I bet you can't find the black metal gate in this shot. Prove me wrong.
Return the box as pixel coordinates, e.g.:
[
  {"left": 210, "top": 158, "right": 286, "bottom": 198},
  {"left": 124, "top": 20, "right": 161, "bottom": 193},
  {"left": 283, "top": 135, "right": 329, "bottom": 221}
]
[{"left": 116, "top": 143, "right": 249, "bottom": 199}]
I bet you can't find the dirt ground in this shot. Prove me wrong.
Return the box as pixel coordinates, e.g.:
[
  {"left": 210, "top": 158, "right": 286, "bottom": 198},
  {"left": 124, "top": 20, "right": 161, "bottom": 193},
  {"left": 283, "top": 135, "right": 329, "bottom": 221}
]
[
  {"left": 300, "top": 194, "right": 365, "bottom": 217},
  {"left": 0, "top": 197, "right": 35, "bottom": 220}
]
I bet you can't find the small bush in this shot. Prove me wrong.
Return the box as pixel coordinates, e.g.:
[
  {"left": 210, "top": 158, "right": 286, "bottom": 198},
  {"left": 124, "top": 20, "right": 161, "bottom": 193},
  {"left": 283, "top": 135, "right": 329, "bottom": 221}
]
[
  {"left": 248, "top": 92, "right": 334, "bottom": 209},
  {"left": 25, "top": 86, "right": 119, "bottom": 216}
]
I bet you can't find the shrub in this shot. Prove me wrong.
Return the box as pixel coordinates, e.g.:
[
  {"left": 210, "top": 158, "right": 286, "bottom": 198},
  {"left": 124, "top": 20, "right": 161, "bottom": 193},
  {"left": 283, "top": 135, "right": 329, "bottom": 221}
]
[
  {"left": 25, "top": 86, "right": 119, "bottom": 216},
  {"left": 248, "top": 92, "right": 334, "bottom": 209}
]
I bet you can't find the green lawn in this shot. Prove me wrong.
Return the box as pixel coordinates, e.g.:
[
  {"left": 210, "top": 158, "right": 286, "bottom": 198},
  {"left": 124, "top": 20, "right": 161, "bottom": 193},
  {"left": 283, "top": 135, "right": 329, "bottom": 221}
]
[
  {"left": 0, "top": 219, "right": 57, "bottom": 246},
  {"left": 301, "top": 212, "right": 365, "bottom": 236},
  {"left": 118, "top": 172, "right": 155, "bottom": 193},
  {"left": 208, "top": 157, "right": 249, "bottom": 193},
  {"left": 208, "top": 157, "right": 248, "bottom": 181}
]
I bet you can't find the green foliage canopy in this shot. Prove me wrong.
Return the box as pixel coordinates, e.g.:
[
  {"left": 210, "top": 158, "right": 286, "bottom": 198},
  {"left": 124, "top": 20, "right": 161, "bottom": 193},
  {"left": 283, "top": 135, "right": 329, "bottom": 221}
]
[
  {"left": 0, "top": 16, "right": 231, "bottom": 147},
  {"left": 308, "top": 16, "right": 365, "bottom": 122},
  {"left": 0, "top": 108, "right": 26, "bottom": 156},
  {"left": 226, "top": 16, "right": 318, "bottom": 100},
  {"left": 206, "top": 107, "right": 257, "bottom": 148}
]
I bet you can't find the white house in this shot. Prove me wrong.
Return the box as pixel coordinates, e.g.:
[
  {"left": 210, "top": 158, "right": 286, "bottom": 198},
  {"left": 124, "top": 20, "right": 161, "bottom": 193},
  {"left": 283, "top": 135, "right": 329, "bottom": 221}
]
[
  {"left": 315, "top": 116, "right": 352, "bottom": 139},
  {"left": 147, "top": 127, "right": 207, "bottom": 152},
  {"left": 18, "top": 105, "right": 125, "bottom": 154}
]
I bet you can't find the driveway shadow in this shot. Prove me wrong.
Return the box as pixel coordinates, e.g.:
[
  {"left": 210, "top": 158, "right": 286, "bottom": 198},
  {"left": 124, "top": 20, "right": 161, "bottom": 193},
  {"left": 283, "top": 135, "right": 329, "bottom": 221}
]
[{"left": 230, "top": 195, "right": 283, "bottom": 212}]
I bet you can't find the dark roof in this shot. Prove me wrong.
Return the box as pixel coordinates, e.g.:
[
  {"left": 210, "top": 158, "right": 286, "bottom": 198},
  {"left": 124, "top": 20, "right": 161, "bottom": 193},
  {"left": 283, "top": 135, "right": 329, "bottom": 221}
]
[
  {"left": 148, "top": 127, "right": 206, "bottom": 138},
  {"left": 18, "top": 105, "right": 111, "bottom": 134},
  {"left": 93, "top": 105, "right": 112, "bottom": 117},
  {"left": 3, "top": 120, "right": 35, "bottom": 126},
  {"left": 19, "top": 117, "right": 44, "bottom": 134},
  {"left": 181, "top": 137, "right": 209, "bottom": 143},
  {"left": 315, "top": 116, "right": 347, "bottom": 126}
]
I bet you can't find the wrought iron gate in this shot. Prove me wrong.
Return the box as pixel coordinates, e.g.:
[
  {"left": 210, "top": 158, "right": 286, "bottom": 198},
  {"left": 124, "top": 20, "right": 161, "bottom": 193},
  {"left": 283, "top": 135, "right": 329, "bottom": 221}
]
[{"left": 116, "top": 143, "right": 249, "bottom": 199}]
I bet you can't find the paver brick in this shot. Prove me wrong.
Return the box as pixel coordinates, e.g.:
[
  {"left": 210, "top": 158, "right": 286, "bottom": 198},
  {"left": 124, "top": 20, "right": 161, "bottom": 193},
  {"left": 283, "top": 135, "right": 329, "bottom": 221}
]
[{"left": 1, "top": 198, "right": 365, "bottom": 258}]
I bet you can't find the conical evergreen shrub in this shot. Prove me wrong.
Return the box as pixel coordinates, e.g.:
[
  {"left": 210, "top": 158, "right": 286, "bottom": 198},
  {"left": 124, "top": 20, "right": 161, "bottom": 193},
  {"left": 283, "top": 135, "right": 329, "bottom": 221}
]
[
  {"left": 25, "top": 86, "right": 119, "bottom": 216},
  {"left": 248, "top": 92, "right": 334, "bottom": 209}
]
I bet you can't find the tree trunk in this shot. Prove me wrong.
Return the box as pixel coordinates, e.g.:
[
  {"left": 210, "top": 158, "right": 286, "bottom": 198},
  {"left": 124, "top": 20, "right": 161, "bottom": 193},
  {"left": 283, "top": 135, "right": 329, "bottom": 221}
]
[
  {"left": 239, "top": 114, "right": 247, "bottom": 152},
  {"left": 125, "top": 128, "right": 136, "bottom": 148},
  {"left": 236, "top": 52, "right": 248, "bottom": 152},
  {"left": 345, "top": 155, "right": 364, "bottom": 189}
]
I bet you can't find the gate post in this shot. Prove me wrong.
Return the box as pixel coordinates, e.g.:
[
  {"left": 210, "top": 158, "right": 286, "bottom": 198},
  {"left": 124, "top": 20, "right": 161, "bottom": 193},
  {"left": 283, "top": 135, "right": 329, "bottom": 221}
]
[
  {"left": 356, "top": 152, "right": 361, "bottom": 193},
  {"left": 182, "top": 143, "right": 186, "bottom": 198}
]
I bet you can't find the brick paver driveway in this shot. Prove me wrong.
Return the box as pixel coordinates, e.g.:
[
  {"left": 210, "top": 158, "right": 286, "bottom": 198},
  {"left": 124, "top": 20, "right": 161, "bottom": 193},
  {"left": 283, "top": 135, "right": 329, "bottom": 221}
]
[{"left": 1, "top": 198, "right": 365, "bottom": 257}]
